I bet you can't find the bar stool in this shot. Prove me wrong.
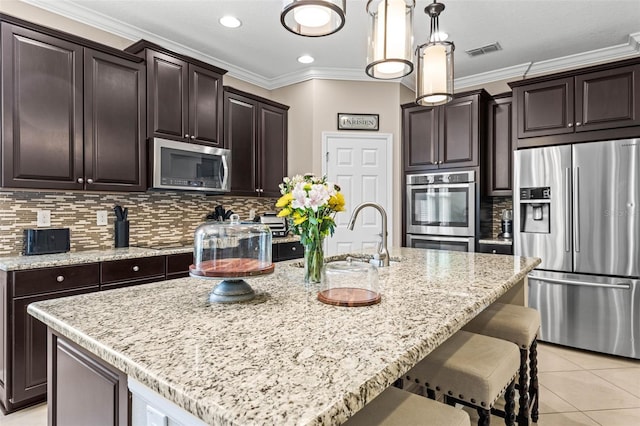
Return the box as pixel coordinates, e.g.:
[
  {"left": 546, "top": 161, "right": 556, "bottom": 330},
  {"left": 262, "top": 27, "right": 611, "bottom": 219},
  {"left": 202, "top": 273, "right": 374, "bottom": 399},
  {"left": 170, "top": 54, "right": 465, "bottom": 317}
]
[
  {"left": 462, "top": 303, "right": 541, "bottom": 425},
  {"left": 405, "top": 331, "right": 521, "bottom": 426},
  {"left": 344, "top": 386, "right": 471, "bottom": 426}
]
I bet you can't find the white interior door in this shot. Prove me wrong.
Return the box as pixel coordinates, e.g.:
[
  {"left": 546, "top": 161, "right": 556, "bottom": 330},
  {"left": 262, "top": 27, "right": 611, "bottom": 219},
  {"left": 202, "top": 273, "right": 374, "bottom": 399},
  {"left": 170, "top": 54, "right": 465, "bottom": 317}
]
[{"left": 322, "top": 132, "right": 393, "bottom": 256}]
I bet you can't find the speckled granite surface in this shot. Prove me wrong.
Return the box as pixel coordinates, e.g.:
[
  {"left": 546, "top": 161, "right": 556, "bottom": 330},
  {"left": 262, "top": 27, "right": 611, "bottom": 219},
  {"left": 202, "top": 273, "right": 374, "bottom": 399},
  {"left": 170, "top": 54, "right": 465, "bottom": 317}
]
[
  {"left": 0, "top": 235, "right": 300, "bottom": 271},
  {"left": 28, "top": 248, "right": 540, "bottom": 426},
  {"left": 478, "top": 238, "right": 513, "bottom": 246}
]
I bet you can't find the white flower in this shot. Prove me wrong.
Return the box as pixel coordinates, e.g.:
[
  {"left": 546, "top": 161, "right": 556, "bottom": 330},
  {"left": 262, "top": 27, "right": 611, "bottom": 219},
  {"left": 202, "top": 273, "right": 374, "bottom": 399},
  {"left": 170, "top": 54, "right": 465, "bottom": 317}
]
[
  {"left": 291, "top": 183, "right": 308, "bottom": 209},
  {"left": 307, "top": 184, "right": 330, "bottom": 211}
]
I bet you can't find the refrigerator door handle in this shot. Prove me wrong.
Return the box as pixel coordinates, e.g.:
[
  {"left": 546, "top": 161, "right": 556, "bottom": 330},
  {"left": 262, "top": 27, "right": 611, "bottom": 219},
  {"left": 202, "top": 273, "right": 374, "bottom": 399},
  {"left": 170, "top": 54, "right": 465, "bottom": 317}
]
[
  {"left": 528, "top": 274, "right": 631, "bottom": 290},
  {"left": 573, "top": 167, "right": 580, "bottom": 252},
  {"left": 564, "top": 167, "right": 571, "bottom": 252}
]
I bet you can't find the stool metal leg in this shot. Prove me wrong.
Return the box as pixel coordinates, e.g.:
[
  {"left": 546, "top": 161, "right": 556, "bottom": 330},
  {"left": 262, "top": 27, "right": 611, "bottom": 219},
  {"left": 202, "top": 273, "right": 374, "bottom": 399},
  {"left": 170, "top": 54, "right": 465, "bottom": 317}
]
[
  {"left": 504, "top": 380, "right": 516, "bottom": 426},
  {"left": 517, "top": 348, "right": 530, "bottom": 426},
  {"left": 529, "top": 338, "right": 539, "bottom": 422}
]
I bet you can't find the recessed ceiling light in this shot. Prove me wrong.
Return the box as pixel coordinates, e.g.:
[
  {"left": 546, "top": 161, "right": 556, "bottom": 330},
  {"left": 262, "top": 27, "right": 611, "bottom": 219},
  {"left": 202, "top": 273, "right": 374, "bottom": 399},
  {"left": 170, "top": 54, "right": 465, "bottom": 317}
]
[
  {"left": 219, "top": 16, "right": 241, "bottom": 28},
  {"left": 298, "top": 55, "right": 314, "bottom": 64}
]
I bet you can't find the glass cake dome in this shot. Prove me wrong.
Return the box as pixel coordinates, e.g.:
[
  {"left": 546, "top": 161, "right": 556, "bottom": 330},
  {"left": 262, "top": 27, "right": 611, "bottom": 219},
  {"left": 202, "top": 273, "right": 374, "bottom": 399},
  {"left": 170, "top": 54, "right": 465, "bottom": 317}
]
[
  {"left": 190, "top": 214, "right": 273, "bottom": 303},
  {"left": 318, "top": 258, "right": 381, "bottom": 307}
]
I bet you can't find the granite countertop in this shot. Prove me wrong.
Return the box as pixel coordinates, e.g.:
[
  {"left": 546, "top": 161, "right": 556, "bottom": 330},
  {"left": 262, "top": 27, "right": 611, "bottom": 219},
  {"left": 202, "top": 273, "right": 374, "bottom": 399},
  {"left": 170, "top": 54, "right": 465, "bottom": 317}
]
[
  {"left": 0, "top": 234, "right": 300, "bottom": 271},
  {"left": 28, "top": 247, "right": 540, "bottom": 426},
  {"left": 478, "top": 238, "right": 513, "bottom": 246}
]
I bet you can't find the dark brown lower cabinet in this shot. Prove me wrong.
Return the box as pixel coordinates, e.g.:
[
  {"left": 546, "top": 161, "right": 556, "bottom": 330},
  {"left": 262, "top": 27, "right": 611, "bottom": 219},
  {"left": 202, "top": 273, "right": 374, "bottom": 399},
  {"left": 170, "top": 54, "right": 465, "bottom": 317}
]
[{"left": 48, "top": 330, "right": 128, "bottom": 426}]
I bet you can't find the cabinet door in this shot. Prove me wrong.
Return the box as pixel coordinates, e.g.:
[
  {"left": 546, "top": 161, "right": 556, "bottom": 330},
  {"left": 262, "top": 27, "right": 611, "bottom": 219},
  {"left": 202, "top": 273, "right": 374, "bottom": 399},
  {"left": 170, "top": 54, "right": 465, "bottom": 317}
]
[
  {"left": 84, "top": 49, "right": 146, "bottom": 191},
  {"left": 225, "top": 91, "right": 258, "bottom": 195},
  {"left": 259, "top": 103, "right": 288, "bottom": 197},
  {"left": 402, "top": 105, "right": 438, "bottom": 171},
  {"left": 189, "top": 64, "right": 223, "bottom": 146},
  {"left": 515, "top": 77, "right": 574, "bottom": 139},
  {"left": 147, "top": 50, "right": 188, "bottom": 140},
  {"left": 439, "top": 94, "right": 479, "bottom": 168},
  {"left": 575, "top": 65, "right": 640, "bottom": 132},
  {"left": 12, "top": 287, "right": 98, "bottom": 406},
  {"left": 486, "top": 97, "right": 513, "bottom": 196},
  {"left": 1, "top": 23, "right": 83, "bottom": 190}
]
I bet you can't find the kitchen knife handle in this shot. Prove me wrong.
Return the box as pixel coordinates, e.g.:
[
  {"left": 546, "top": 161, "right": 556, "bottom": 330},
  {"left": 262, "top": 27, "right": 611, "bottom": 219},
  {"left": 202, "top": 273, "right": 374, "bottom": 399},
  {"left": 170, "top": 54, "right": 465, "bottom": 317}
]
[
  {"left": 564, "top": 168, "right": 571, "bottom": 252},
  {"left": 573, "top": 167, "right": 580, "bottom": 253}
]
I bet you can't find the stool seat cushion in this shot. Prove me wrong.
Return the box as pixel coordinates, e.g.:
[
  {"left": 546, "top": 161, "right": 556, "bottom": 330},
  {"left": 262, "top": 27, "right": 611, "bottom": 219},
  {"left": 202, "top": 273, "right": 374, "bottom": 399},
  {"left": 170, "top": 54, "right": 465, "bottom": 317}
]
[
  {"left": 406, "top": 331, "right": 520, "bottom": 407},
  {"left": 344, "top": 386, "right": 470, "bottom": 426},
  {"left": 462, "top": 303, "right": 541, "bottom": 348}
]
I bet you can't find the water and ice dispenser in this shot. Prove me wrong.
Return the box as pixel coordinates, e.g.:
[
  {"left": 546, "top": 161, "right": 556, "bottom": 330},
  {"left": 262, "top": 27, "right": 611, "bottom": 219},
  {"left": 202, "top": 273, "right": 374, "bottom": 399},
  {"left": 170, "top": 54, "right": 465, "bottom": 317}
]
[{"left": 519, "top": 187, "right": 551, "bottom": 234}]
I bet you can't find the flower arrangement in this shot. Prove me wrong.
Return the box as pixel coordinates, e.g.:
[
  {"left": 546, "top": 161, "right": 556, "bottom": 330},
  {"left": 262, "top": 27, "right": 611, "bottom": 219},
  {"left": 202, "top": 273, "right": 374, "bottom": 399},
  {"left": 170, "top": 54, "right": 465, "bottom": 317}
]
[{"left": 276, "top": 174, "right": 345, "bottom": 282}]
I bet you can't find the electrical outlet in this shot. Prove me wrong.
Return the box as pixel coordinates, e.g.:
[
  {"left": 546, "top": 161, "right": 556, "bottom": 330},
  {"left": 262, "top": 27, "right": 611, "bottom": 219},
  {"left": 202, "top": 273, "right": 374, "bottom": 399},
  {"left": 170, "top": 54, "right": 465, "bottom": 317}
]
[
  {"left": 36, "top": 210, "right": 51, "bottom": 227},
  {"left": 96, "top": 210, "right": 108, "bottom": 226}
]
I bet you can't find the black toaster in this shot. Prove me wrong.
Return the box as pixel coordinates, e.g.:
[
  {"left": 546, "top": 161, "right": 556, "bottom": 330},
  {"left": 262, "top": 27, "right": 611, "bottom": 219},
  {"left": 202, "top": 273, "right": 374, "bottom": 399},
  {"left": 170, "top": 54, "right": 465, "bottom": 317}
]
[{"left": 23, "top": 228, "right": 70, "bottom": 255}]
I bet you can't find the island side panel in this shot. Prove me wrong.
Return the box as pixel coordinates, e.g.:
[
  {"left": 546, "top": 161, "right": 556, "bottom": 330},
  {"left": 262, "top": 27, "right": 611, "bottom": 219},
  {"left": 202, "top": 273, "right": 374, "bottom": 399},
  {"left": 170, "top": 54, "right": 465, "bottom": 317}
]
[
  {"left": 47, "top": 329, "right": 129, "bottom": 426},
  {"left": 495, "top": 276, "right": 528, "bottom": 306}
]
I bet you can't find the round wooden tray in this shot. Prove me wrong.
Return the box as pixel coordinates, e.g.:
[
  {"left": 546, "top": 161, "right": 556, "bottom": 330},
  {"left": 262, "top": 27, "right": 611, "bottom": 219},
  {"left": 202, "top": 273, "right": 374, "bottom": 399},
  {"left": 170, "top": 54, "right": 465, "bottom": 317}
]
[
  {"left": 189, "top": 258, "right": 275, "bottom": 278},
  {"left": 317, "top": 288, "right": 381, "bottom": 307}
]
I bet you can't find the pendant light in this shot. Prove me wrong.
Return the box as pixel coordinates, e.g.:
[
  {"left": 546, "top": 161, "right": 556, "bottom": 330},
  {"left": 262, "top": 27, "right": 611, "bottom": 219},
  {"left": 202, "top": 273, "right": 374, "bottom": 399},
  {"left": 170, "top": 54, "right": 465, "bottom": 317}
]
[
  {"left": 281, "top": 0, "right": 346, "bottom": 37},
  {"left": 416, "top": 1, "right": 454, "bottom": 106},
  {"left": 365, "top": 0, "right": 415, "bottom": 80}
]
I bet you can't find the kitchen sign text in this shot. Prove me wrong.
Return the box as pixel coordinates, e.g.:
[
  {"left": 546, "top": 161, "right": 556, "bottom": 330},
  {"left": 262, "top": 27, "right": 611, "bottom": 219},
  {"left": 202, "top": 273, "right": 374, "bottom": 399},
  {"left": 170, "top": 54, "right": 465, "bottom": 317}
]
[{"left": 337, "top": 113, "right": 379, "bottom": 131}]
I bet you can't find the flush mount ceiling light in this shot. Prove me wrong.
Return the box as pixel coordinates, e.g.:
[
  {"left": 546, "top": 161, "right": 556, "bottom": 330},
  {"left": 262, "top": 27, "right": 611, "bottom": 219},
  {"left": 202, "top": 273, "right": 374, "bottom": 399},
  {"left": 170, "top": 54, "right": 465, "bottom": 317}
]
[
  {"left": 219, "top": 15, "right": 241, "bottom": 28},
  {"left": 365, "top": 0, "right": 415, "bottom": 80},
  {"left": 280, "top": 0, "right": 346, "bottom": 37},
  {"left": 416, "top": 1, "right": 455, "bottom": 106}
]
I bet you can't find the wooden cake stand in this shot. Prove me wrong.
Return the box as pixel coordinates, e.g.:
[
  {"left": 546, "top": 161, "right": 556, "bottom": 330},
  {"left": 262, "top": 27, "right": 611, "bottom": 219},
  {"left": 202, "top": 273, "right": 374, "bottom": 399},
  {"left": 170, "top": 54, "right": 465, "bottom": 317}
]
[{"left": 190, "top": 258, "right": 275, "bottom": 303}]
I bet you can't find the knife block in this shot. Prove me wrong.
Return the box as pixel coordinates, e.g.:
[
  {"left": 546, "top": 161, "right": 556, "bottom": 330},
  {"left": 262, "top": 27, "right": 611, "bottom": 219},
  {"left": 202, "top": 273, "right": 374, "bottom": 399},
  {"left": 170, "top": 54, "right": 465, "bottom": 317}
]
[{"left": 114, "top": 221, "right": 129, "bottom": 248}]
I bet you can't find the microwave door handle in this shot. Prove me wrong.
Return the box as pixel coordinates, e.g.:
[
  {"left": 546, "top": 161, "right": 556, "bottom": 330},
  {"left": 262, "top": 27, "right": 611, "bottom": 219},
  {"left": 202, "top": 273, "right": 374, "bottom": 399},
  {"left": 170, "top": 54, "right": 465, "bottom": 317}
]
[{"left": 220, "top": 155, "right": 229, "bottom": 190}]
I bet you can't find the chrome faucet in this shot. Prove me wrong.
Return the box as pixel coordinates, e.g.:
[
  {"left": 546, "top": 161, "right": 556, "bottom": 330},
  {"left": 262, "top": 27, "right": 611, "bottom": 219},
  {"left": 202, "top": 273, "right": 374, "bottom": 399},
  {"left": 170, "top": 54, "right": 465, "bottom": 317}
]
[{"left": 347, "top": 202, "right": 389, "bottom": 267}]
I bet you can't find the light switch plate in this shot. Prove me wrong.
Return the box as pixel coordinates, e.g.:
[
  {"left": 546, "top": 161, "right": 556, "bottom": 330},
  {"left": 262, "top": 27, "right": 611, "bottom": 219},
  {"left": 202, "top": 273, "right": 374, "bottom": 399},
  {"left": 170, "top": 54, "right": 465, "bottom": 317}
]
[
  {"left": 96, "top": 210, "right": 108, "bottom": 226},
  {"left": 36, "top": 210, "right": 51, "bottom": 227}
]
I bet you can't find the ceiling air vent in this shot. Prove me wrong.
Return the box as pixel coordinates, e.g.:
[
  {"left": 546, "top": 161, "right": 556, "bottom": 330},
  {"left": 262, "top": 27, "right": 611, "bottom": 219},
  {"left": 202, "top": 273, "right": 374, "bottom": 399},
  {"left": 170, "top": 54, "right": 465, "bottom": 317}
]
[{"left": 465, "top": 42, "right": 502, "bottom": 57}]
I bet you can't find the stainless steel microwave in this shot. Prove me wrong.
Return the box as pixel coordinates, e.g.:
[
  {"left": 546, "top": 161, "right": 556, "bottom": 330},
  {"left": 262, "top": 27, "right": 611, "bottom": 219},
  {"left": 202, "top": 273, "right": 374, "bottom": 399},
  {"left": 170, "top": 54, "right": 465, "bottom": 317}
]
[{"left": 150, "top": 138, "right": 231, "bottom": 192}]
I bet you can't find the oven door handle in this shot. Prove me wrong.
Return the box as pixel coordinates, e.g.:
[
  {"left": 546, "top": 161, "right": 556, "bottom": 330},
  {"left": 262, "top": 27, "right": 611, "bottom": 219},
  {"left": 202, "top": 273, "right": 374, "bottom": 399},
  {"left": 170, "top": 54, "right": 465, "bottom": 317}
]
[
  {"left": 411, "top": 235, "right": 474, "bottom": 243},
  {"left": 407, "top": 183, "right": 474, "bottom": 190}
]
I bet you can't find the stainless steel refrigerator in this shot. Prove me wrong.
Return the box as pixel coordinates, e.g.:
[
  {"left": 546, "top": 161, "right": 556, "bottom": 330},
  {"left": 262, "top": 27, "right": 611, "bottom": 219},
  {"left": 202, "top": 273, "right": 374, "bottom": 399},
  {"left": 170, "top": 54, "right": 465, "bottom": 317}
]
[{"left": 514, "top": 139, "right": 639, "bottom": 359}]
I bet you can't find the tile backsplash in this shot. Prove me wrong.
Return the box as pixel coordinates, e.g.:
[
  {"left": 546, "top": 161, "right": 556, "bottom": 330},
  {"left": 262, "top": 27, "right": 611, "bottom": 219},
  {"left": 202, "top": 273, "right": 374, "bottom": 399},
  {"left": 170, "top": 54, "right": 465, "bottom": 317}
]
[
  {"left": 0, "top": 190, "right": 277, "bottom": 256},
  {"left": 490, "top": 196, "right": 513, "bottom": 238}
]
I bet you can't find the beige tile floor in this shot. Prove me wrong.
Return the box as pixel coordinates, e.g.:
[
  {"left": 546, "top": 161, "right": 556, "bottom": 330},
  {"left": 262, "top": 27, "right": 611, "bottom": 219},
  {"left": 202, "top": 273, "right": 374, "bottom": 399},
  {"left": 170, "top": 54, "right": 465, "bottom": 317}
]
[{"left": 0, "top": 343, "right": 638, "bottom": 425}]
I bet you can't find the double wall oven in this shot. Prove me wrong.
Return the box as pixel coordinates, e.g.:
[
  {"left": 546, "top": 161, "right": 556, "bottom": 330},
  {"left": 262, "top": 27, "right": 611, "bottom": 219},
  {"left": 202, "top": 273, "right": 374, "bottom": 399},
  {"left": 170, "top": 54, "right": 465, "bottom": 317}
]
[{"left": 406, "top": 171, "right": 476, "bottom": 252}]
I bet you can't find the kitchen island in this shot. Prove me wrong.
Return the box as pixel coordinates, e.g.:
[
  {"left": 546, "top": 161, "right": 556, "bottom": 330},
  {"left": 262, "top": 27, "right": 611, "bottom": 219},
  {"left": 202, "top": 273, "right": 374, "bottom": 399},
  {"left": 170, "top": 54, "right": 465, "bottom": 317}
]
[{"left": 28, "top": 248, "right": 540, "bottom": 425}]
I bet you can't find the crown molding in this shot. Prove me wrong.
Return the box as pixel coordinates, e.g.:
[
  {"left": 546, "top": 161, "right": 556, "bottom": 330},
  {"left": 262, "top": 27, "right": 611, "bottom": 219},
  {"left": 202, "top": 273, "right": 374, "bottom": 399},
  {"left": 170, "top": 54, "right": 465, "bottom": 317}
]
[{"left": 19, "top": 0, "right": 640, "bottom": 91}]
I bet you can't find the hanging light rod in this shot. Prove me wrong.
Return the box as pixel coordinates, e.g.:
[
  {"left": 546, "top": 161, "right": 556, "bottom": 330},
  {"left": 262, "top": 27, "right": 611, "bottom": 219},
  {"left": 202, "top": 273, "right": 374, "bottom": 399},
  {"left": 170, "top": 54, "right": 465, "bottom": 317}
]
[
  {"left": 281, "top": 0, "right": 346, "bottom": 37},
  {"left": 416, "top": 0, "right": 455, "bottom": 106},
  {"left": 365, "top": 0, "right": 415, "bottom": 80}
]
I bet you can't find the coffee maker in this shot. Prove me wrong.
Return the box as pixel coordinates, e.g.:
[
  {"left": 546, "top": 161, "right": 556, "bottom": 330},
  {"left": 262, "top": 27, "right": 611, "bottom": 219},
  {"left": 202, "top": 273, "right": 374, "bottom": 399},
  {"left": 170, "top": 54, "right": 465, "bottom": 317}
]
[{"left": 500, "top": 209, "right": 513, "bottom": 239}]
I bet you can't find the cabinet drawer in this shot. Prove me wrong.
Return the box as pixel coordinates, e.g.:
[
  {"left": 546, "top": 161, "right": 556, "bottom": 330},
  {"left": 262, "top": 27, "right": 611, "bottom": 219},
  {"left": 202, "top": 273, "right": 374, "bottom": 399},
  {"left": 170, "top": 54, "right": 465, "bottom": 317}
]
[
  {"left": 101, "top": 256, "right": 165, "bottom": 285},
  {"left": 13, "top": 263, "right": 100, "bottom": 297},
  {"left": 275, "top": 242, "right": 304, "bottom": 261},
  {"left": 478, "top": 244, "right": 513, "bottom": 255},
  {"left": 166, "top": 252, "right": 193, "bottom": 275}
]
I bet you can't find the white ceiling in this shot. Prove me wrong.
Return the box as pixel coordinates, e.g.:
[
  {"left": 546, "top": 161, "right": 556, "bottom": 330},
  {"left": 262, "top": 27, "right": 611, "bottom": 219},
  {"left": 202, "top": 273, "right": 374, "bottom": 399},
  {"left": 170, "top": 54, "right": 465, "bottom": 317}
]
[{"left": 21, "top": 0, "right": 640, "bottom": 90}]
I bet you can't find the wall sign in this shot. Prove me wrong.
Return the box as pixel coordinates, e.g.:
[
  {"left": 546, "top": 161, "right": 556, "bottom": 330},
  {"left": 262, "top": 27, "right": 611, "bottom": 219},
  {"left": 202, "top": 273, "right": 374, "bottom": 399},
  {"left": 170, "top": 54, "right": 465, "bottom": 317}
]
[{"left": 337, "top": 113, "right": 379, "bottom": 131}]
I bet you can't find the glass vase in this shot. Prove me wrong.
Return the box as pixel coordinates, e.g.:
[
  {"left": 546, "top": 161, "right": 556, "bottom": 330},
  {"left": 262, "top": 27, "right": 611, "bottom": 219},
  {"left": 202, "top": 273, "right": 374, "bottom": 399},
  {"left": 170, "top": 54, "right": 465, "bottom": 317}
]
[{"left": 303, "top": 237, "right": 324, "bottom": 284}]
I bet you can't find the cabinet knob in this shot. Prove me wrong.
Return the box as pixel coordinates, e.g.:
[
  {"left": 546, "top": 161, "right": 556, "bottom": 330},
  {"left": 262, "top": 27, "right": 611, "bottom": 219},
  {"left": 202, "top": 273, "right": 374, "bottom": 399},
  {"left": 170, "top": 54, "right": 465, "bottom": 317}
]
[
  {"left": 190, "top": 135, "right": 195, "bottom": 140},
  {"left": 86, "top": 178, "right": 94, "bottom": 184},
  {"left": 568, "top": 123, "right": 573, "bottom": 128},
  {"left": 56, "top": 275, "right": 64, "bottom": 283},
  {"left": 77, "top": 177, "right": 84, "bottom": 183},
  {"left": 492, "top": 250, "right": 497, "bottom": 254},
  {"left": 575, "top": 122, "right": 582, "bottom": 126},
  {"left": 291, "top": 246, "right": 296, "bottom": 251},
  {"left": 185, "top": 134, "right": 190, "bottom": 138},
  {"left": 255, "top": 189, "right": 260, "bottom": 193},
  {"left": 132, "top": 265, "right": 140, "bottom": 272}
]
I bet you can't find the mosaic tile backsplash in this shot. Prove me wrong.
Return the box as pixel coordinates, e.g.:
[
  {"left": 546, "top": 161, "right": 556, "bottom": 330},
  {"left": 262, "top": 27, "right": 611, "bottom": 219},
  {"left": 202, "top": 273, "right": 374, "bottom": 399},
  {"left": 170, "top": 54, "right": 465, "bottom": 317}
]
[
  {"left": 490, "top": 196, "right": 513, "bottom": 238},
  {"left": 0, "top": 191, "right": 277, "bottom": 256}
]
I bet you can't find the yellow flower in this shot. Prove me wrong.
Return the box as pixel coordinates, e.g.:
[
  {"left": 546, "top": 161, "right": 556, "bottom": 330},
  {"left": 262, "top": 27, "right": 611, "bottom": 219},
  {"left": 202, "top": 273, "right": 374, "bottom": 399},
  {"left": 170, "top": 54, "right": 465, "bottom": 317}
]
[
  {"left": 293, "top": 211, "right": 308, "bottom": 225},
  {"left": 277, "top": 208, "right": 291, "bottom": 217},
  {"left": 329, "top": 192, "right": 345, "bottom": 212},
  {"left": 276, "top": 192, "right": 293, "bottom": 208}
]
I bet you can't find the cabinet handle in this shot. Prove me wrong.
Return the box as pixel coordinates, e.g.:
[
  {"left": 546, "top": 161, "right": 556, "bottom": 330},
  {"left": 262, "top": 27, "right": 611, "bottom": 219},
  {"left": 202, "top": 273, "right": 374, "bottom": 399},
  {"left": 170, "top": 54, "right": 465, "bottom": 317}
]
[
  {"left": 132, "top": 266, "right": 140, "bottom": 272},
  {"left": 56, "top": 275, "right": 64, "bottom": 283},
  {"left": 190, "top": 135, "right": 195, "bottom": 140},
  {"left": 185, "top": 134, "right": 190, "bottom": 138},
  {"left": 77, "top": 177, "right": 84, "bottom": 183},
  {"left": 575, "top": 122, "right": 582, "bottom": 126},
  {"left": 568, "top": 123, "right": 573, "bottom": 128},
  {"left": 86, "top": 178, "right": 94, "bottom": 184}
]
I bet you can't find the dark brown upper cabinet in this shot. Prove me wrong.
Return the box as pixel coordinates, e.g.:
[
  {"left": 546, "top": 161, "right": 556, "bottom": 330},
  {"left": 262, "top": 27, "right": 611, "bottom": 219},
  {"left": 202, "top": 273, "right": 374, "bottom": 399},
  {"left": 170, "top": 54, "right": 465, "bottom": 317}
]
[
  {"left": 0, "top": 19, "right": 145, "bottom": 191},
  {"left": 510, "top": 59, "right": 640, "bottom": 148},
  {"left": 402, "top": 90, "right": 487, "bottom": 172},
  {"left": 224, "top": 87, "right": 289, "bottom": 198},
  {"left": 126, "top": 40, "right": 227, "bottom": 147},
  {"left": 485, "top": 94, "right": 513, "bottom": 196}
]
